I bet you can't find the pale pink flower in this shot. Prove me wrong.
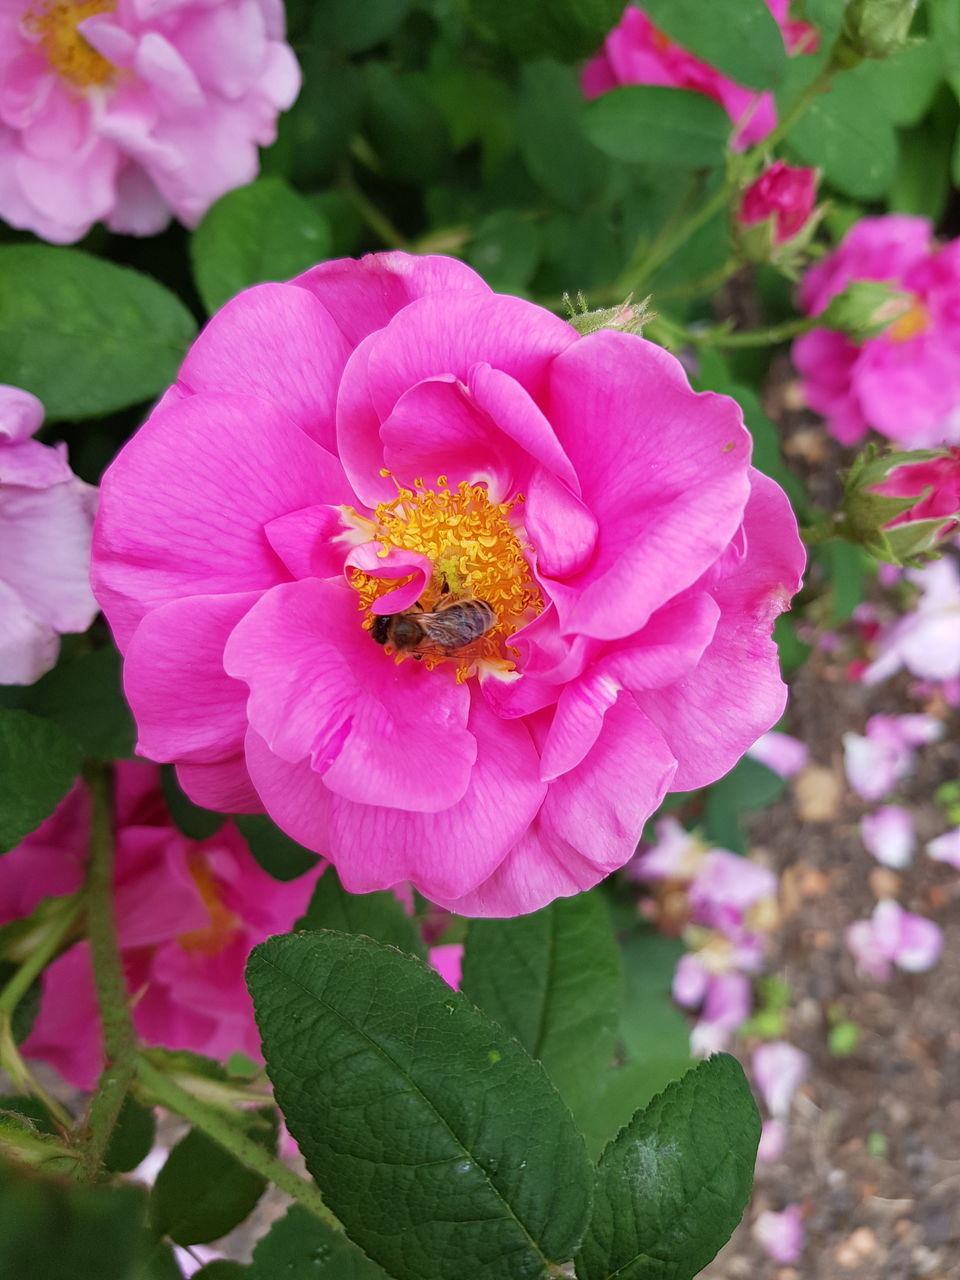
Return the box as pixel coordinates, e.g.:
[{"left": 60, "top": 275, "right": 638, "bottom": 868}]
[
  {"left": 92, "top": 252, "right": 804, "bottom": 918},
  {"left": 864, "top": 559, "right": 960, "bottom": 685},
  {"left": 842, "top": 713, "right": 943, "bottom": 801},
  {"left": 0, "top": 383, "right": 98, "bottom": 683},
  {"left": 846, "top": 899, "right": 943, "bottom": 981},
  {"left": 0, "top": 760, "right": 321, "bottom": 1089},
  {"left": 794, "top": 216, "right": 960, "bottom": 446},
  {"left": 926, "top": 828, "right": 960, "bottom": 869},
  {"left": 747, "top": 729, "right": 809, "bottom": 778},
  {"left": 754, "top": 1205, "right": 805, "bottom": 1264},
  {"left": 861, "top": 804, "right": 915, "bottom": 868},
  {"left": 0, "top": 0, "right": 300, "bottom": 243},
  {"left": 582, "top": 2, "right": 814, "bottom": 150},
  {"left": 752, "top": 1040, "right": 809, "bottom": 1118},
  {"left": 688, "top": 849, "right": 778, "bottom": 934},
  {"left": 738, "top": 160, "right": 818, "bottom": 245}
]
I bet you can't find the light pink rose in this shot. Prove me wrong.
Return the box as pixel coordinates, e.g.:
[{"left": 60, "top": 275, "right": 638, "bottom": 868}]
[
  {"left": 0, "top": 760, "right": 321, "bottom": 1089},
  {"left": 582, "top": 1, "right": 815, "bottom": 150},
  {"left": 0, "top": 383, "right": 98, "bottom": 684},
  {"left": 92, "top": 252, "right": 804, "bottom": 917},
  {"left": 738, "top": 160, "right": 818, "bottom": 244},
  {"left": 794, "top": 216, "right": 960, "bottom": 446},
  {"left": 0, "top": 0, "right": 300, "bottom": 243},
  {"left": 846, "top": 899, "right": 943, "bottom": 981}
]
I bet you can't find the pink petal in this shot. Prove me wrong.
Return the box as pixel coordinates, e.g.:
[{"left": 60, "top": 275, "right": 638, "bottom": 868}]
[
  {"left": 752, "top": 1040, "right": 809, "bottom": 1118},
  {"left": 175, "top": 754, "right": 262, "bottom": 813},
  {"left": 0, "top": 384, "right": 44, "bottom": 443},
  {"left": 429, "top": 943, "right": 463, "bottom": 991},
  {"left": 926, "top": 828, "right": 960, "bottom": 869},
  {"left": 754, "top": 1205, "right": 805, "bottom": 1264},
  {"left": 747, "top": 730, "right": 809, "bottom": 778},
  {"left": 861, "top": 805, "right": 915, "bottom": 869}
]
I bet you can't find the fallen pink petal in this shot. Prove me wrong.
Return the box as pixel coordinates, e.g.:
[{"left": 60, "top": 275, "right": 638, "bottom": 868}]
[{"left": 861, "top": 805, "right": 916, "bottom": 869}]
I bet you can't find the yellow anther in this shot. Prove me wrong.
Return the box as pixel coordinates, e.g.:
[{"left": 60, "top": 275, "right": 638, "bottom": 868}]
[{"left": 24, "top": 0, "right": 117, "bottom": 89}]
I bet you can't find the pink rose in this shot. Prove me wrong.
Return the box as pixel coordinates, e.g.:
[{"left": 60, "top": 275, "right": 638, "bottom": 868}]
[
  {"left": 794, "top": 216, "right": 960, "bottom": 446},
  {"left": 0, "top": 383, "right": 98, "bottom": 684},
  {"left": 738, "top": 160, "right": 818, "bottom": 244},
  {"left": 0, "top": 0, "right": 300, "bottom": 243},
  {"left": 582, "top": 2, "right": 815, "bottom": 150},
  {"left": 1, "top": 760, "right": 321, "bottom": 1089},
  {"left": 92, "top": 252, "right": 804, "bottom": 917},
  {"left": 872, "top": 448, "right": 960, "bottom": 534}
]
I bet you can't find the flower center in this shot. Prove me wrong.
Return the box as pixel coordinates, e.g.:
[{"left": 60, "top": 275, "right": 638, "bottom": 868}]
[
  {"left": 349, "top": 474, "right": 543, "bottom": 680},
  {"left": 887, "top": 297, "right": 929, "bottom": 343},
  {"left": 23, "top": 0, "right": 116, "bottom": 89},
  {"left": 177, "top": 851, "right": 239, "bottom": 956}
]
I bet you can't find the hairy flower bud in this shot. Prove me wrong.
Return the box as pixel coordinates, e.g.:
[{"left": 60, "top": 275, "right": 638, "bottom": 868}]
[
  {"left": 817, "top": 279, "right": 914, "bottom": 341},
  {"left": 840, "top": 446, "right": 960, "bottom": 564},
  {"left": 837, "top": 0, "right": 919, "bottom": 63},
  {"left": 563, "top": 292, "right": 653, "bottom": 337}
]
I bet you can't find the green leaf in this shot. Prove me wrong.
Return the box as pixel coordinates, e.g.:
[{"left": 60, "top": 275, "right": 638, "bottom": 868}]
[
  {"left": 160, "top": 767, "right": 225, "bottom": 841},
  {"left": 461, "top": 893, "right": 622, "bottom": 1126},
  {"left": 193, "top": 1264, "right": 248, "bottom": 1280},
  {"left": 248, "top": 932, "right": 593, "bottom": 1280},
  {"left": 13, "top": 645, "right": 136, "bottom": 762},
  {"left": 576, "top": 1055, "right": 760, "bottom": 1280},
  {"left": 0, "top": 710, "right": 82, "bottom": 855},
  {"left": 583, "top": 87, "right": 730, "bottom": 167},
  {"left": 104, "top": 1098, "right": 156, "bottom": 1175},
  {"left": 516, "top": 61, "right": 612, "bottom": 208},
  {"left": 150, "top": 1127, "right": 268, "bottom": 1247},
  {"left": 783, "top": 63, "right": 897, "bottom": 198},
  {"left": 307, "top": 0, "right": 412, "bottom": 52},
  {"left": 640, "top": 0, "right": 787, "bottom": 90},
  {"left": 855, "top": 37, "right": 943, "bottom": 127},
  {"left": 296, "top": 867, "right": 426, "bottom": 958},
  {"left": 0, "top": 1161, "right": 149, "bottom": 1280},
  {"left": 468, "top": 0, "right": 628, "bottom": 62},
  {"left": 191, "top": 178, "right": 332, "bottom": 314},
  {"left": 234, "top": 814, "right": 318, "bottom": 883},
  {"left": 362, "top": 65, "right": 451, "bottom": 185},
  {"left": 467, "top": 210, "right": 541, "bottom": 292},
  {"left": 0, "top": 246, "right": 196, "bottom": 421},
  {"left": 249, "top": 1206, "right": 391, "bottom": 1280}
]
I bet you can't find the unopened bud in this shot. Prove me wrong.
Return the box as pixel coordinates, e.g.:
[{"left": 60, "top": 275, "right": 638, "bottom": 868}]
[
  {"left": 837, "top": 0, "right": 919, "bottom": 63},
  {"left": 564, "top": 291, "right": 654, "bottom": 337},
  {"left": 735, "top": 162, "right": 821, "bottom": 270},
  {"left": 840, "top": 445, "right": 960, "bottom": 565},
  {"left": 818, "top": 280, "right": 913, "bottom": 341}
]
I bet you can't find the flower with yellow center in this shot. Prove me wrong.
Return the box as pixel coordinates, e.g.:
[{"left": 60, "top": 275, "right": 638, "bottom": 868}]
[
  {"left": 177, "top": 852, "right": 240, "bottom": 956},
  {"left": 348, "top": 474, "right": 543, "bottom": 681},
  {"left": 887, "top": 297, "right": 929, "bottom": 344},
  {"left": 23, "top": 0, "right": 116, "bottom": 90}
]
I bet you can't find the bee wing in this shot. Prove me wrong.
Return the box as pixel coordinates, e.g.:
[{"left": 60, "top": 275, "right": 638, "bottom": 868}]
[{"left": 417, "top": 609, "right": 477, "bottom": 650}]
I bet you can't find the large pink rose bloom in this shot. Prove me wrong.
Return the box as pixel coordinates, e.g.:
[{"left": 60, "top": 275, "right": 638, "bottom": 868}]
[
  {"left": 794, "top": 216, "right": 960, "bottom": 447},
  {"left": 0, "top": 0, "right": 299, "bottom": 244},
  {"left": 92, "top": 252, "right": 805, "bottom": 917},
  {"left": 0, "top": 760, "right": 320, "bottom": 1089},
  {"left": 582, "top": 1, "right": 814, "bottom": 150},
  {"left": 0, "top": 383, "right": 98, "bottom": 684}
]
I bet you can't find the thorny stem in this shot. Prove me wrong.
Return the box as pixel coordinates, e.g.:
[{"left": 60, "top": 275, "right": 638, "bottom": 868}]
[
  {"left": 136, "top": 1057, "right": 342, "bottom": 1231},
  {"left": 77, "top": 761, "right": 139, "bottom": 1180}
]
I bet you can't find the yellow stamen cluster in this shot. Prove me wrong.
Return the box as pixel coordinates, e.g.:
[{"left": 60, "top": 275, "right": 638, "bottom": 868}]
[
  {"left": 177, "top": 853, "right": 240, "bottom": 956},
  {"left": 24, "top": 0, "right": 117, "bottom": 90},
  {"left": 349, "top": 473, "right": 543, "bottom": 680},
  {"left": 887, "top": 297, "right": 929, "bottom": 343}
]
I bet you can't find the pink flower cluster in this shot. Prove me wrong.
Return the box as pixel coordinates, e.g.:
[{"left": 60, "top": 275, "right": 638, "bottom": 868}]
[
  {"left": 93, "top": 252, "right": 804, "bottom": 918},
  {"left": 0, "top": 0, "right": 300, "bottom": 243},
  {"left": 582, "top": 1, "right": 814, "bottom": 149},
  {"left": 794, "top": 216, "right": 960, "bottom": 447},
  {"left": 0, "top": 384, "right": 98, "bottom": 684},
  {"left": 632, "top": 817, "right": 780, "bottom": 1055},
  {"left": 0, "top": 761, "right": 321, "bottom": 1088}
]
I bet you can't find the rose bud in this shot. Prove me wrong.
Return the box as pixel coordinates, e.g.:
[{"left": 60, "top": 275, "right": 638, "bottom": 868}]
[
  {"left": 735, "top": 161, "right": 820, "bottom": 269},
  {"left": 840, "top": 445, "right": 960, "bottom": 564}
]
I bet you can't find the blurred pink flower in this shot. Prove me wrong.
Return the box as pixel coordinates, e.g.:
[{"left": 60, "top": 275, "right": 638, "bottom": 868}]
[
  {"left": 92, "top": 252, "right": 804, "bottom": 918},
  {"left": 871, "top": 447, "right": 960, "bottom": 535},
  {"left": 738, "top": 160, "right": 818, "bottom": 244},
  {"left": 846, "top": 899, "right": 943, "bottom": 981},
  {"left": 756, "top": 1118, "right": 786, "bottom": 1162},
  {"left": 0, "top": 383, "right": 98, "bottom": 684},
  {"left": 794, "top": 216, "right": 960, "bottom": 446},
  {"left": 0, "top": 760, "right": 320, "bottom": 1089},
  {"left": 842, "top": 713, "right": 942, "bottom": 801},
  {"left": 428, "top": 943, "right": 463, "bottom": 991},
  {"left": 752, "top": 1040, "right": 808, "bottom": 1118},
  {"left": 685, "top": 968, "right": 752, "bottom": 1057},
  {"left": 747, "top": 729, "right": 809, "bottom": 777},
  {"left": 754, "top": 1205, "right": 805, "bottom": 1264},
  {"left": 0, "top": 0, "right": 300, "bottom": 243},
  {"left": 582, "top": 1, "right": 814, "bottom": 150},
  {"left": 861, "top": 805, "right": 915, "bottom": 868},
  {"left": 926, "top": 827, "right": 960, "bottom": 869},
  {"left": 864, "top": 559, "right": 960, "bottom": 684}
]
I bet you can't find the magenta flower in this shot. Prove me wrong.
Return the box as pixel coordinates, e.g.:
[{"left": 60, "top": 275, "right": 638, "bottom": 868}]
[
  {"left": 846, "top": 899, "right": 943, "bottom": 981},
  {"left": 0, "top": 761, "right": 320, "bottom": 1089},
  {"left": 793, "top": 216, "right": 960, "bottom": 446},
  {"left": 738, "top": 160, "right": 818, "bottom": 245},
  {"left": 428, "top": 943, "right": 463, "bottom": 991},
  {"left": 93, "top": 252, "right": 804, "bottom": 917},
  {"left": 0, "top": 383, "right": 98, "bottom": 684},
  {"left": 582, "top": 1, "right": 814, "bottom": 150},
  {"left": 871, "top": 448, "right": 960, "bottom": 535},
  {"left": 0, "top": 0, "right": 299, "bottom": 243}
]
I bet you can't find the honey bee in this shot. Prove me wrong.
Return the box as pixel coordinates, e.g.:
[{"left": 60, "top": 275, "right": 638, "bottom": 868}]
[{"left": 371, "top": 596, "right": 497, "bottom": 659}]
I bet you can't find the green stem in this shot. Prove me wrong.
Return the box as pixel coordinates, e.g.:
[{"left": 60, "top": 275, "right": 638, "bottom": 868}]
[
  {"left": 622, "top": 178, "right": 730, "bottom": 294},
  {"left": 338, "top": 160, "right": 407, "bottom": 250},
  {"left": 0, "top": 898, "right": 83, "bottom": 1018},
  {"left": 136, "top": 1057, "right": 341, "bottom": 1230},
  {"left": 77, "top": 761, "right": 139, "bottom": 1180},
  {"left": 753, "top": 63, "right": 833, "bottom": 155},
  {"left": 693, "top": 314, "right": 817, "bottom": 348}
]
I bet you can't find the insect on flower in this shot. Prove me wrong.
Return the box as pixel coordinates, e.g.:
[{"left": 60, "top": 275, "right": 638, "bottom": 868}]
[{"left": 371, "top": 595, "right": 498, "bottom": 660}]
